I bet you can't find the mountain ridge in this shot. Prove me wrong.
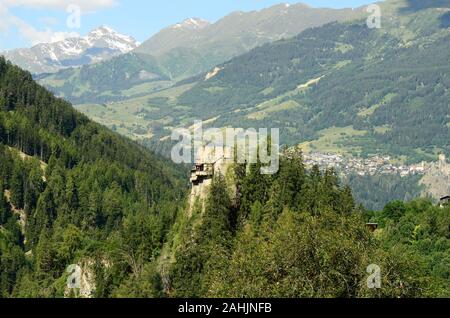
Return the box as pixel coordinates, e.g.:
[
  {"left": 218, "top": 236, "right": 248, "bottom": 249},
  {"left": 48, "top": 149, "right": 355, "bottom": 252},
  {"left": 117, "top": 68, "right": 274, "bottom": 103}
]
[
  {"left": 148, "top": 0, "right": 450, "bottom": 160},
  {"left": 38, "top": 2, "right": 367, "bottom": 104},
  {"left": 62, "top": 0, "right": 450, "bottom": 175},
  {"left": 3, "top": 25, "right": 139, "bottom": 74}
]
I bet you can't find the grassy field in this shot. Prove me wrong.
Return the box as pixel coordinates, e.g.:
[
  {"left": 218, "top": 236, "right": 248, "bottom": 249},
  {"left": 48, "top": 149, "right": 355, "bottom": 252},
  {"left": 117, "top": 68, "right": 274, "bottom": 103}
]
[
  {"left": 247, "top": 100, "right": 301, "bottom": 120},
  {"left": 74, "top": 83, "right": 197, "bottom": 139},
  {"left": 298, "top": 126, "right": 367, "bottom": 155},
  {"left": 357, "top": 93, "right": 397, "bottom": 117}
]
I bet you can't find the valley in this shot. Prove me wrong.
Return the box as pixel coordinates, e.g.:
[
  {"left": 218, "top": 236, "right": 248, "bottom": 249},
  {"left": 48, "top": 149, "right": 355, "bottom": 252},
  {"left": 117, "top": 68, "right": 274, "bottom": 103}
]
[
  {"left": 0, "top": 0, "right": 449, "bottom": 300},
  {"left": 37, "top": 3, "right": 366, "bottom": 105},
  {"left": 53, "top": 0, "right": 449, "bottom": 167},
  {"left": 35, "top": 0, "right": 449, "bottom": 211}
]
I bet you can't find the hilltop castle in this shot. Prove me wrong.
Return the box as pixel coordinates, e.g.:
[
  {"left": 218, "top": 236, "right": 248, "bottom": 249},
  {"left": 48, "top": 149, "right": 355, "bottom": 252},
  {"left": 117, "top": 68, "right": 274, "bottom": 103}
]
[
  {"left": 189, "top": 145, "right": 235, "bottom": 212},
  {"left": 438, "top": 154, "right": 449, "bottom": 174}
]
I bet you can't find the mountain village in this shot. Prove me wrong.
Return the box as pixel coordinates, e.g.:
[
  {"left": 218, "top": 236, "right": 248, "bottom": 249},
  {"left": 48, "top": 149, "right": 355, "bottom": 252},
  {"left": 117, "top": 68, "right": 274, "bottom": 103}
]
[{"left": 301, "top": 152, "right": 448, "bottom": 177}]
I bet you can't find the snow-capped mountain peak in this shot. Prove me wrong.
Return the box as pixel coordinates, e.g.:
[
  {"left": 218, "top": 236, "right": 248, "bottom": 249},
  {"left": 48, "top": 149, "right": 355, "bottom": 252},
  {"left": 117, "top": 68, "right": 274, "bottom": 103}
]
[
  {"left": 90, "top": 25, "right": 116, "bottom": 35},
  {"left": 173, "top": 17, "right": 210, "bottom": 30},
  {"left": 85, "top": 25, "right": 140, "bottom": 53},
  {"left": 3, "top": 26, "right": 139, "bottom": 74}
]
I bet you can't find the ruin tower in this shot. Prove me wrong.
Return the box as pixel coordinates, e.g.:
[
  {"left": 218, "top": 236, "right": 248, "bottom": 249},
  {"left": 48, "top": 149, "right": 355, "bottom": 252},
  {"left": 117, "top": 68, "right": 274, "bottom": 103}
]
[
  {"left": 439, "top": 154, "right": 450, "bottom": 174},
  {"left": 188, "top": 145, "right": 235, "bottom": 214},
  {"left": 439, "top": 154, "right": 446, "bottom": 167}
]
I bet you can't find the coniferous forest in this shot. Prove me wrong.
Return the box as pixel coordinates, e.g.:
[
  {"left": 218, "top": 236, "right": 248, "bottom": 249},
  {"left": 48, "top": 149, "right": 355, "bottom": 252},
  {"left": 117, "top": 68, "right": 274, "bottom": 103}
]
[
  {"left": 0, "top": 58, "right": 448, "bottom": 298},
  {"left": 169, "top": 153, "right": 449, "bottom": 298},
  {"left": 1, "top": 0, "right": 450, "bottom": 298},
  {"left": 0, "top": 58, "right": 186, "bottom": 297}
]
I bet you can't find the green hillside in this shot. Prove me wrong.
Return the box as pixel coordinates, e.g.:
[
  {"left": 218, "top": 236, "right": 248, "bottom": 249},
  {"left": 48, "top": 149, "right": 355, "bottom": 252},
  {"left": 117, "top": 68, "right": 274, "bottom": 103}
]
[
  {"left": 0, "top": 57, "right": 448, "bottom": 298},
  {"left": 167, "top": 152, "right": 449, "bottom": 297},
  {"left": 172, "top": 0, "right": 450, "bottom": 161},
  {"left": 72, "top": 0, "right": 450, "bottom": 163},
  {"left": 0, "top": 57, "right": 187, "bottom": 297},
  {"left": 36, "top": 53, "right": 171, "bottom": 104},
  {"left": 37, "top": 3, "right": 366, "bottom": 105}
]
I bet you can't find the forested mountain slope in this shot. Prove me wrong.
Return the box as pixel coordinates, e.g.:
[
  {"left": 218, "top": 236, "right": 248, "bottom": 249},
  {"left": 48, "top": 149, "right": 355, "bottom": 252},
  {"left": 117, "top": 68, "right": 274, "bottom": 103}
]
[
  {"left": 167, "top": 151, "right": 449, "bottom": 298},
  {"left": 87, "top": 0, "right": 448, "bottom": 163},
  {"left": 47, "top": 0, "right": 450, "bottom": 212},
  {"left": 0, "top": 57, "right": 187, "bottom": 297},
  {"left": 168, "top": 0, "right": 450, "bottom": 161},
  {"left": 0, "top": 58, "right": 448, "bottom": 298},
  {"left": 37, "top": 52, "right": 172, "bottom": 105}
]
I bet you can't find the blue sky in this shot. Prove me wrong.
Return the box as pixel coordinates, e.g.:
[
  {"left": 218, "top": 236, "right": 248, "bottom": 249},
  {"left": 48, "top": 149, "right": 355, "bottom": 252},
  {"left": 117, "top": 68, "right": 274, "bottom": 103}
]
[{"left": 0, "top": 0, "right": 379, "bottom": 51}]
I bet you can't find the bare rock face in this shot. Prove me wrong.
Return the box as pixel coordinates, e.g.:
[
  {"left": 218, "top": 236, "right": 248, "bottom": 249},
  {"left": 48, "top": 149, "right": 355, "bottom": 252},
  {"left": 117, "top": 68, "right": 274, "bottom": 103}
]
[
  {"left": 64, "top": 258, "right": 112, "bottom": 298},
  {"left": 189, "top": 146, "right": 236, "bottom": 214},
  {"left": 78, "top": 260, "right": 97, "bottom": 298},
  {"left": 420, "top": 155, "right": 450, "bottom": 200},
  {"left": 63, "top": 260, "right": 95, "bottom": 298}
]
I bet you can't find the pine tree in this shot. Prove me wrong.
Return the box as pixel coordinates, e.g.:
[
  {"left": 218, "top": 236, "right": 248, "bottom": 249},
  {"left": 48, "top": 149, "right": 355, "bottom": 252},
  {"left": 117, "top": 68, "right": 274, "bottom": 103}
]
[
  {"left": 277, "top": 150, "right": 306, "bottom": 209},
  {"left": 239, "top": 162, "right": 272, "bottom": 223},
  {"left": 27, "top": 190, "right": 54, "bottom": 249},
  {"left": 0, "top": 95, "right": 6, "bottom": 112},
  {"left": 65, "top": 176, "right": 79, "bottom": 211},
  {"left": 35, "top": 229, "right": 55, "bottom": 277},
  {"left": 302, "top": 165, "right": 322, "bottom": 216},
  {"left": 103, "top": 182, "right": 123, "bottom": 232},
  {"left": 322, "top": 168, "right": 340, "bottom": 211},
  {"left": 0, "top": 182, "right": 11, "bottom": 225},
  {"left": 85, "top": 190, "right": 101, "bottom": 230},
  {"left": 0, "top": 58, "right": 185, "bottom": 296},
  {"left": 200, "top": 175, "right": 233, "bottom": 244},
  {"left": 10, "top": 162, "right": 24, "bottom": 209},
  {"left": 339, "top": 185, "right": 355, "bottom": 215},
  {"left": 24, "top": 162, "right": 44, "bottom": 211}
]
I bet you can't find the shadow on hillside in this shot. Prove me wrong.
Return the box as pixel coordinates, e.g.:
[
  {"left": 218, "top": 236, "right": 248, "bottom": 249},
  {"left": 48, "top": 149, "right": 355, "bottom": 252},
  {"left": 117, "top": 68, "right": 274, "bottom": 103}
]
[
  {"left": 441, "top": 12, "right": 450, "bottom": 28},
  {"left": 400, "top": 0, "right": 450, "bottom": 28}
]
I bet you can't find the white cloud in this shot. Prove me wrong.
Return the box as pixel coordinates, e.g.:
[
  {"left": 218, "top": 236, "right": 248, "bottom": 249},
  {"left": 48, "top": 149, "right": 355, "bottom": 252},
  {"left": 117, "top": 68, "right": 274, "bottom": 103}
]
[
  {"left": 38, "top": 16, "right": 60, "bottom": 26},
  {"left": 0, "top": 2, "right": 79, "bottom": 48},
  {"left": 1, "top": 0, "right": 117, "bottom": 12},
  {"left": 14, "top": 20, "right": 79, "bottom": 45},
  {"left": 0, "top": 0, "right": 117, "bottom": 49}
]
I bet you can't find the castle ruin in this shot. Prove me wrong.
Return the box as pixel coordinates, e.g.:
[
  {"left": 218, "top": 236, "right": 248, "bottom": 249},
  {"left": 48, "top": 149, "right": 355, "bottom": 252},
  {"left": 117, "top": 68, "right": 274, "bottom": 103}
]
[{"left": 188, "top": 145, "right": 235, "bottom": 213}]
